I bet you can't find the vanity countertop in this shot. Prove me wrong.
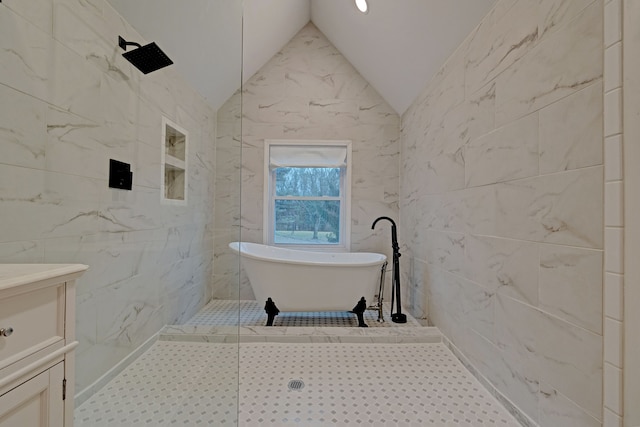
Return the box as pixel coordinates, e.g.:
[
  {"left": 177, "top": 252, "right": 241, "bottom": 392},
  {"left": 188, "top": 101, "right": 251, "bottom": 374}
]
[{"left": 0, "top": 264, "right": 88, "bottom": 291}]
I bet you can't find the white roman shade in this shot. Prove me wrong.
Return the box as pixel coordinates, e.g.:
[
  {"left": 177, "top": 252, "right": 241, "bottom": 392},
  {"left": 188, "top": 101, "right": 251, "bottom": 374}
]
[{"left": 269, "top": 145, "right": 347, "bottom": 168}]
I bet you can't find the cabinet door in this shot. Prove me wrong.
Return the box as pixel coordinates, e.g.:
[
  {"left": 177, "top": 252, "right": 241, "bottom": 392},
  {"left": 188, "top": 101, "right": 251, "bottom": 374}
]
[{"left": 0, "top": 362, "right": 64, "bottom": 427}]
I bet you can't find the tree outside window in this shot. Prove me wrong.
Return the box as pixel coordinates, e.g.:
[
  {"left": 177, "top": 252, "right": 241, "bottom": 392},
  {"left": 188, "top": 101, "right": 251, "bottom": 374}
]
[{"left": 274, "top": 167, "right": 341, "bottom": 245}]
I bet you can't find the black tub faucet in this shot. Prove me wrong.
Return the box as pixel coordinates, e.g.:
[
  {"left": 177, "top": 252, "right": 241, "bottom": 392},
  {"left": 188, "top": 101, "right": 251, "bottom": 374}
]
[
  {"left": 371, "top": 216, "right": 399, "bottom": 254},
  {"left": 371, "top": 216, "right": 407, "bottom": 323}
]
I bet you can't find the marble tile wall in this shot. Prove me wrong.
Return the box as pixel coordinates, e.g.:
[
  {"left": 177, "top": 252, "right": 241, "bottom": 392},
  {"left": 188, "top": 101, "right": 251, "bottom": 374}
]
[
  {"left": 0, "top": 0, "right": 219, "bottom": 394},
  {"left": 214, "top": 23, "right": 401, "bottom": 301},
  {"left": 400, "top": 0, "right": 604, "bottom": 425}
]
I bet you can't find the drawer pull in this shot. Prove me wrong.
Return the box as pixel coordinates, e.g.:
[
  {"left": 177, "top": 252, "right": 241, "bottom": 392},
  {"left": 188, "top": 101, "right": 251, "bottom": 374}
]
[{"left": 1, "top": 327, "right": 14, "bottom": 337}]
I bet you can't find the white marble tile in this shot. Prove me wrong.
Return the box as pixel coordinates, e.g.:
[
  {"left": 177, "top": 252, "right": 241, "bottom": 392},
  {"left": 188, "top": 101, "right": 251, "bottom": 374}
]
[
  {"left": 407, "top": 260, "right": 429, "bottom": 322},
  {"left": 164, "top": 283, "right": 208, "bottom": 326},
  {"left": 605, "top": 181, "right": 624, "bottom": 227},
  {"left": 400, "top": 1, "right": 605, "bottom": 423},
  {"left": 604, "top": 135, "right": 623, "bottom": 182},
  {"left": 255, "top": 96, "right": 309, "bottom": 124},
  {"left": 352, "top": 148, "right": 399, "bottom": 181},
  {"left": 464, "top": 234, "right": 538, "bottom": 306},
  {"left": 49, "top": 40, "right": 103, "bottom": 121},
  {"left": 493, "top": 296, "right": 540, "bottom": 420},
  {"left": 44, "top": 232, "right": 142, "bottom": 295},
  {"left": 95, "top": 276, "right": 164, "bottom": 348},
  {"left": 465, "top": 112, "right": 539, "bottom": 187},
  {"left": 0, "top": 6, "right": 52, "bottom": 101},
  {"left": 444, "top": 335, "right": 538, "bottom": 427},
  {"left": 138, "top": 71, "right": 178, "bottom": 119},
  {"left": 424, "top": 267, "right": 463, "bottom": 342},
  {"left": 412, "top": 140, "right": 465, "bottom": 195},
  {"left": 458, "top": 185, "right": 500, "bottom": 236},
  {"left": 464, "top": 0, "right": 538, "bottom": 95},
  {"left": 308, "top": 98, "right": 359, "bottom": 126},
  {"left": 538, "top": 0, "right": 598, "bottom": 39},
  {"left": 604, "top": 88, "right": 623, "bottom": 137},
  {"left": 283, "top": 69, "right": 335, "bottom": 99},
  {"left": 604, "top": 362, "right": 622, "bottom": 415},
  {"left": 336, "top": 74, "right": 382, "bottom": 101},
  {"left": 494, "top": 166, "right": 603, "bottom": 248},
  {"left": 604, "top": 0, "right": 622, "bottom": 47},
  {"left": 458, "top": 276, "right": 495, "bottom": 342},
  {"left": 491, "top": 0, "right": 518, "bottom": 22},
  {"left": 0, "top": 83, "right": 47, "bottom": 169},
  {"left": 101, "top": 186, "right": 162, "bottom": 232},
  {"left": 217, "top": 90, "right": 241, "bottom": 123},
  {"left": 539, "top": 81, "right": 603, "bottom": 174},
  {"left": 0, "top": 165, "right": 59, "bottom": 241},
  {"left": 604, "top": 272, "right": 623, "bottom": 321},
  {"left": 134, "top": 141, "right": 161, "bottom": 189},
  {"left": 100, "top": 73, "right": 137, "bottom": 149},
  {"left": 539, "top": 383, "right": 602, "bottom": 427},
  {"left": 357, "top": 101, "right": 399, "bottom": 126},
  {"left": 424, "top": 48, "right": 466, "bottom": 124},
  {"left": 52, "top": 0, "right": 118, "bottom": 79},
  {"left": 244, "top": 66, "right": 286, "bottom": 98},
  {"left": 495, "top": 1, "right": 602, "bottom": 126},
  {"left": 134, "top": 95, "right": 163, "bottom": 148},
  {"left": 604, "top": 408, "right": 623, "bottom": 427},
  {"left": 352, "top": 173, "right": 390, "bottom": 203},
  {"left": 0, "top": 240, "right": 44, "bottom": 262},
  {"left": 605, "top": 42, "right": 622, "bottom": 92},
  {"left": 449, "top": 81, "right": 496, "bottom": 146},
  {"left": 605, "top": 227, "right": 624, "bottom": 273},
  {"left": 45, "top": 106, "right": 106, "bottom": 180},
  {"left": 3, "top": 0, "right": 53, "bottom": 35},
  {"left": 75, "top": 291, "right": 98, "bottom": 355},
  {"left": 539, "top": 244, "right": 603, "bottom": 334},
  {"left": 422, "top": 230, "right": 465, "bottom": 275},
  {"left": 536, "top": 309, "right": 603, "bottom": 419},
  {"left": 604, "top": 317, "right": 623, "bottom": 367}
]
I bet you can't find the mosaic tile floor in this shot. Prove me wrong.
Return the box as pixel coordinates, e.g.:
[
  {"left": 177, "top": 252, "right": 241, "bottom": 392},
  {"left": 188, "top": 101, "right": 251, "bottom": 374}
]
[
  {"left": 75, "top": 341, "right": 521, "bottom": 427},
  {"left": 187, "top": 299, "right": 422, "bottom": 327}
]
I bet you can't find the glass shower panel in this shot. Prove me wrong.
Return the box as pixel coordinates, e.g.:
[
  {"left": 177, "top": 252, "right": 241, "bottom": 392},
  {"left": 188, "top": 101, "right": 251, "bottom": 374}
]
[{"left": 64, "top": 0, "right": 243, "bottom": 424}]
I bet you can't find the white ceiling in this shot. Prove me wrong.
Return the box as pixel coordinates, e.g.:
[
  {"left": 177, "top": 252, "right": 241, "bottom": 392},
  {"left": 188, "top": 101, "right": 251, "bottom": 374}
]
[{"left": 107, "top": 0, "right": 496, "bottom": 115}]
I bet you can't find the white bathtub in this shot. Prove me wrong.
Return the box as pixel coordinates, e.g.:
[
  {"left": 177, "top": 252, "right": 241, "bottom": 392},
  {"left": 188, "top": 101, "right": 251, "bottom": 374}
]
[{"left": 229, "top": 242, "right": 386, "bottom": 313}]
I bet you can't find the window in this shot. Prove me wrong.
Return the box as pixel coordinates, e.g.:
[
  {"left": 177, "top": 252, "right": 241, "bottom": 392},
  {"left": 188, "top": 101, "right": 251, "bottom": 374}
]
[{"left": 264, "top": 140, "right": 351, "bottom": 250}]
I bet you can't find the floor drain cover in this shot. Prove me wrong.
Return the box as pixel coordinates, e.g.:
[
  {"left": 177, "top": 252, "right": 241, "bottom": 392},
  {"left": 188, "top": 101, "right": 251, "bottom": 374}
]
[{"left": 288, "top": 379, "right": 304, "bottom": 391}]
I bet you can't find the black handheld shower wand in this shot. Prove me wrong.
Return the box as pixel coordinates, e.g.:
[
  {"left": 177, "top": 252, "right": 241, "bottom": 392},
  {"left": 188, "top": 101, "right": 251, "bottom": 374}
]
[{"left": 371, "top": 216, "right": 407, "bottom": 324}]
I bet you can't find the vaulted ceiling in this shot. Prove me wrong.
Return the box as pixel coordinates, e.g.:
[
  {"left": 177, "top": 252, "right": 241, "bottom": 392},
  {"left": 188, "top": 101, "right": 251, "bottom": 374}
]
[{"left": 107, "top": 0, "right": 496, "bottom": 115}]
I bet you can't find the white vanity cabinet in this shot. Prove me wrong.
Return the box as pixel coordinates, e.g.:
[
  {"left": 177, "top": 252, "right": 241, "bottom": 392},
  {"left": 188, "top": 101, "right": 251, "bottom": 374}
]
[{"left": 0, "top": 264, "right": 87, "bottom": 427}]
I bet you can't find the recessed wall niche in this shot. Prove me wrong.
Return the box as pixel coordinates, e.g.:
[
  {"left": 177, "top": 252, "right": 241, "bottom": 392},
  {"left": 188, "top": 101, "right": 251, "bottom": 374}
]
[{"left": 161, "top": 117, "right": 188, "bottom": 204}]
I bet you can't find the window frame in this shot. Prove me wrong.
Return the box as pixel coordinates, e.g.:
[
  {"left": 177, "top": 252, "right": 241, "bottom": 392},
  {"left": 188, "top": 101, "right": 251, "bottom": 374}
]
[{"left": 263, "top": 139, "right": 352, "bottom": 251}]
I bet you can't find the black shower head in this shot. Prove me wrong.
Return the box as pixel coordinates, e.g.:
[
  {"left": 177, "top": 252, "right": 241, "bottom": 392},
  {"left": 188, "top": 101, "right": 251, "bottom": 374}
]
[{"left": 119, "top": 36, "right": 173, "bottom": 74}]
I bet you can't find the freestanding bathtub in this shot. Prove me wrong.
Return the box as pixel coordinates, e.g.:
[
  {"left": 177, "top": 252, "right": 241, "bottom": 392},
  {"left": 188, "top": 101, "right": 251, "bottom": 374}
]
[{"left": 229, "top": 242, "right": 387, "bottom": 326}]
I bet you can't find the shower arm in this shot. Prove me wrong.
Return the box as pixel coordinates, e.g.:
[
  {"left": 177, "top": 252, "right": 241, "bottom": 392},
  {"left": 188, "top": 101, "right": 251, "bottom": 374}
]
[{"left": 118, "top": 36, "right": 142, "bottom": 51}]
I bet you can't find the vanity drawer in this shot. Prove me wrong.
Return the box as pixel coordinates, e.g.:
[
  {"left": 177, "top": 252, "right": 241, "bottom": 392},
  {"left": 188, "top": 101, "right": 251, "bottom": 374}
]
[{"left": 0, "top": 284, "right": 64, "bottom": 369}]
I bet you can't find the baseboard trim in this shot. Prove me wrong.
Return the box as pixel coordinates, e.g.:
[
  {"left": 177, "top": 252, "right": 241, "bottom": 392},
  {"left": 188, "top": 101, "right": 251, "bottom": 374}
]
[
  {"left": 74, "top": 332, "right": 159, "bottom": 408},
  {"left": 442, "top": 336, "right": 538, "bottom": 427}
]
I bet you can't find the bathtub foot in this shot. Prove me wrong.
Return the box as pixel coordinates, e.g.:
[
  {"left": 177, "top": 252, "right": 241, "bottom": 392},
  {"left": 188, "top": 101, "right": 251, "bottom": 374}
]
[
  {"left": 350, "top": 297, "right": 369, "bottom": 327},
  {"left": 265, "top": 297, "right": 280, "bottom": 326}
]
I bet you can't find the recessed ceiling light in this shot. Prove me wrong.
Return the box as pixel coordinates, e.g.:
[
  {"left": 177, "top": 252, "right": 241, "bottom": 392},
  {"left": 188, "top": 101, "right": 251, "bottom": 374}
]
[{"left": 355, "top": 0, "right": 368, "bottom": 14}]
